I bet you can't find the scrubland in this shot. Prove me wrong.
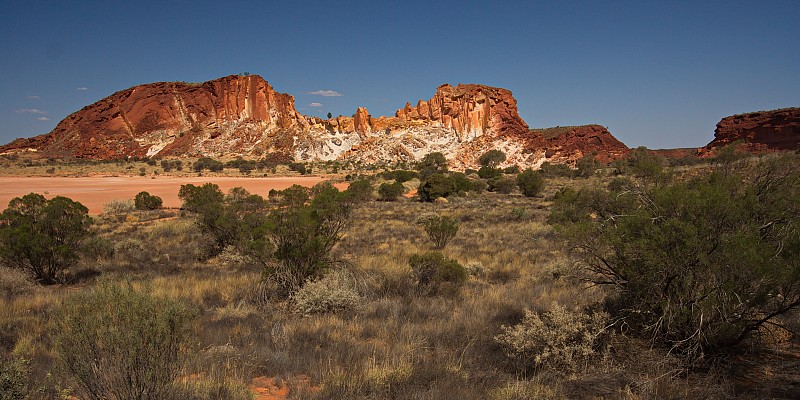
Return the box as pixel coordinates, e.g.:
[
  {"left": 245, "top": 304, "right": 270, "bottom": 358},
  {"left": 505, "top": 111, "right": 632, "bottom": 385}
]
[{"left": 2, "top": 151, "right": 799, "bottom": 399}]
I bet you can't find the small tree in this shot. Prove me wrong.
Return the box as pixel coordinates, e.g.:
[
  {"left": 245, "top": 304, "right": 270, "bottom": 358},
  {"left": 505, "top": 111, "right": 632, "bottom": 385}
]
[
  {"left": 409, "top": 251, "right": 467, "bottom": 294},
  {"left": 488, "top": 176, "right": 516, "bottom": 194},
  {"left": 416, "top": 152, "right": 448, "bottom": 178},
  {"left": 418, "top": 173, "right": 457, "bottom": 202},
  {"left": 479, "top": 149, "right": 507, "bottom": 168},
  {"left": 378, "top": 181, "right": 405, "bottom": 201},
  {"left": 517, "top": 169, "right": 545, "bottom": 197},
  {"left": 134, "top": 191, "right": 163, "bottom": 210},
  {"left": 0, "top": 194, "right": 92, "bottom": 284},
  {"left": 418, "top": 214, "right": 459, "bottom": 249}
]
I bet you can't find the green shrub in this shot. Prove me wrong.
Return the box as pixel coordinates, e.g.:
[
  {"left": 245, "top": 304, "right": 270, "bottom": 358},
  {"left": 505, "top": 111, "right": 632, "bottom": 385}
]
[
  {"left": 495, "top": 304, "right": 608, "bottom": 371},
  {"left": 52, "top": 282, "right": 195, "bottom": 400},
  {"left": 416, "top": 152, "right": 448, "bottom": 179},
  {"left": 539, "top": 162, "right": 573, "bottom": 178},
  {"left": 292, "top": 269, "right": 363, "bottom": 314},
  {"left": 102, "top": 199, "right": 136, "bottom": 221},
  {"left": 0, "top": 194, "right": 92, "bottom": 285},
  {"left": 574, "top": 154, "right": 599, "bottom": 178},
  {"left": 346, "top": 178, "right": 374, "bottom": 202},
  {"left": 552, "top": 155, "right": 800, "bottom": 363},
  {"left": 479, "top": 149, "right": 506, "bottom": 167},
  {"left": 408, "top": 251, "right": 467, "bottom": 293},
  {"left": 517, "top": 169, "right": 545, "bottom": 197},
  {"left": 488, "top": 176, "right": 516, "bottom": 194},
  {"left": 193, "top": 157, "right": 224, "bottom": 172},
  {"left": 477, "top": 166, "right": 502, "bottom": 179},
  {"left": 134, "top": 191, "right": 163, "bottom": 210},
  {"left": 418, "top": 173, "right": 456, "bottom": 202},
  {"left": 418, "top": 214, "right": 459, "bottom": 249},
  {"left": 0, "top": 355, "right": 30, "bottom": 400},
  {"left": 381, "top": 170, "right": 419, "bottom": 182},
  {"left": 378, "top": 181, "right": 405, "bottom": 201}
]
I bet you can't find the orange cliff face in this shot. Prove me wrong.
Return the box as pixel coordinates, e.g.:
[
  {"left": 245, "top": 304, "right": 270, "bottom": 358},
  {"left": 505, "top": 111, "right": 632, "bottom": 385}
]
[
  {"left": 0, "top": 74, "right": 631, "bottom": 169},
  {"left": 699, "top": 107, "right": 800, "bottom": 155}
]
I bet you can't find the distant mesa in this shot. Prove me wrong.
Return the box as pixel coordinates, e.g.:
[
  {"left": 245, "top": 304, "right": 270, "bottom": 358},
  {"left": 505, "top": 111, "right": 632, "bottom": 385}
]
[
  {"left": 0, "top": 74, "right": 634, "bottom": 168},
  {"left": 700, "top": 107, "right": 800, "bottom": 155}
]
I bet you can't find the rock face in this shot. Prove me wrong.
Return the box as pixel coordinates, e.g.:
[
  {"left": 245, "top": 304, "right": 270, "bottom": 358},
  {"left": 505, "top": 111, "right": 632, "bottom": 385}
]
[
  {"left": 701, "top": 108, "right": 800, "bottom": 154},
  {"left": 1, "top": 74, "right": 631, "bottom": 169}
]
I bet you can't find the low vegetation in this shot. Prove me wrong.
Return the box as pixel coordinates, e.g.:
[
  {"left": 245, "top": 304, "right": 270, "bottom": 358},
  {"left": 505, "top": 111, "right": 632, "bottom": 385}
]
[{"left": 0, "top": 150, "right": 798, "bottom": 399}]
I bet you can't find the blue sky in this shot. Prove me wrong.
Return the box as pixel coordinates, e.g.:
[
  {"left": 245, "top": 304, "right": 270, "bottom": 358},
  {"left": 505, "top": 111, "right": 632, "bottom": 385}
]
[{"left": 1, "top": 0, "right": 798, "bottom": 149}]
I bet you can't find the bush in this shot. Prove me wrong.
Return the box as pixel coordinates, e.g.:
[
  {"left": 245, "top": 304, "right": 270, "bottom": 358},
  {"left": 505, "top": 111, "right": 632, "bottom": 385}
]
[
  {"left": 488, "top": 176, "right": 516, "bottom": 194},
  {"left": 52, "top": 283, "right": 195, "bottom": 400},
  {"left": 539, "top": 162, "right": 573, "bottom": 178},
  {"left": 517, "top": 169, "right": 545, "bottom": 197},
  {"left": 408, "top": 251, "right": 467, "bottom": 293},
  {"left": 378, "top": 181, "right": 405, "bottom": 201},
  {"left": 0, "top": 194, "right": 92, "bottom": 284},
  {"left": 574, "top": 154, "right": 599, "bottom": 178},
  {"left": 495, "top": 304, "right": 608, "bottom": 371},
  {"left": 416, "top": 152, "right": 448, "bottom": 178},
  {"left": 479, "top": 149, "right": 506, "bottom": 167},
  {"left": 0, "top": 355, "right": 29, "bottom": 400},
  {"left": 134, "top": 191, "right": 163, "bottom": 210},
  {"left": 102, "top": 199, "right": 136, "bottom": 221},
  {"left": 346, "top": 178, "right": 373, "bottom": 202},
  {"left": 418, "top": 214, "right": 459, "bottom": 249},
  {"left": 381, "top": 170, "right": 418, "bottom": 183},
  {"left": 477, "top": 166, "right": 502, "bottom": 179},
  {"left": 552, "top": 155, "right": 800, "bottom": 363},
  {"left": 292, "top": 269, "right": 363, "bottom": 314},
  {"left": 418, "top": 173, "right": 456, "bottom": 202},
  {"left": 193, "top": 157, "right": 224, "bottom": 172}
]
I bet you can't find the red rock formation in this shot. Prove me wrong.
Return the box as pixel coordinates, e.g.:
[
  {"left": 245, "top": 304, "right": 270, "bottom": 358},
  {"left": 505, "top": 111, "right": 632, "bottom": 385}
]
[
  {"left": 394, "top": 84, "right": 529, "bottom": 140},
  {"left": 1, "top": 75, "right": 306, "bottom": 159},
  {"left": 0, "top": 75, "right": 631, "bottom": 168},
  {"left": 700, "top": 108, "right": 800, "bottom": 155}
]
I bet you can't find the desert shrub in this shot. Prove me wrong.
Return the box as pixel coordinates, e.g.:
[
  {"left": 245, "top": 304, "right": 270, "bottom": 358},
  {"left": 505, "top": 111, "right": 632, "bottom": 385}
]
[
  {"left": 381, "top": 169, "right": 418, "bottom": 182},
  {"left": 606, "top": 176, "right": 634, "bottom": 193},
  {"left": 516, "top": 169, "right": 545, "bottom": 197},
  {"left": 378, "top": 181, "right": 405, "bottom": 201},
  {"left": 171, "top": 377, "right": 253, "bottom": 400},
  {"left": 495, "top": 304, "right": 608, "bottom": 371},
  {"left": 416, "top": 152, "right": 448, "bottom": 178},
  {"left": 574, "top": 154, "right": 600, "bottom": 178},
  {"left": 0, "top": 193, "right": 93, "bottom": 285},
  {"left": 417, "top": 173, "right": 456, "bottom": 202},
  {"left": 621, "top": 146, "right": 667, "bottom": 181},
  {"left": 417, "top": 214, "right": 459, "bottom": 249},
  {"left": 134, "top": 191, "right": 163, "bottom": 210},
  {"left": 0, "top": 355, "right": 30, "bottom": 400},
  {"left": 102, "top": 199, "right": 136, "bottom": 221},
  {"left": 288, "top": 162, "right": 309, "bottom": 175},
  {"left": 479, "top": 149, "right": 507, "bottom": 167},
  {"left": 193, "top": 157, "right": 224, "bottom": 172},
  {"left": 80, "top": 235, "right": 115, "bottom": 261},
  {"left": 52, "top": 282, "right": 195, "bottom": 400},
  {"left": 477, "top": 166, "right": 502, "bottom": 179},
  {"left": 552, "top": 155, "right": 800, "bottom": 363},
  {"left": 488, "top": 176, "right": 516, "bottom": 194},
  {"left": 292, "top": 269, "right": 363, "bottom": 314},
  {"left": 265, "top": 185, "right": 353, "bottom": 295},
  {"left": 346, "top": 178, "right": 374, "bottom": 202},
  {"left": 539, "top": 162, "right": 573, "bottom": 178},
  {"left": 503, "top": 165, "right": 521, "bottom": 174},
  {"left": 409, "top": 251, "right": 467, "bottom": 293},
  {"left": 449, "top": 171, "right": 484, "bottom": 195}
]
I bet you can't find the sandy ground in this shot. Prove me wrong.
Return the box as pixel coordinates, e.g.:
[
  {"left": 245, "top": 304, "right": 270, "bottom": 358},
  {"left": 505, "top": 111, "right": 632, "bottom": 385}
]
[{"left": 0, "top": 176, "right": 343, "bottom": 214}]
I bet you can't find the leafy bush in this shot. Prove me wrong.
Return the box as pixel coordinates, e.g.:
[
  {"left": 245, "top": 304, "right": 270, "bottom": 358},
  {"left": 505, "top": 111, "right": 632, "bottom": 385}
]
[
  {"left": 417, "top": 214, "right": 459, "bottom": 249},
  {"left": 408, "top": 251, "right": 467, "bottom": 293},
  {"left": 416, "top": 152, "right": 448, "bottom": 178},
  {"left": 488, "top": 176, "right": 516, "bottom": 194},
  {"left": 292, "top": 269, "right": 363, "bottom": 314},
  {"left": 134, "top": 191, "right": 163, "bottom": 210},
  {"left": 551, "top": 155, "right": 800, "bottom": 363},
  {"left": 516, "top": 169, "right": 545, "bottom": 197},
  {"left": 479, "top": 149, "right": 506, "bottom": 167},
  {"left": 102, "top": 199, "right": 136, "bottom": 221},
  {"left": 574, "top": 154, "right": 600, "bottom": 178},
  {"left": 539, "top": 162, "right": 573, "bottom": 178},
  {"left": 0, "top": 194, "right": 92, "bottom": 284},
  {"left": 52, "top": 283, "right": 195, "bottom": 400},
  {"left": 0, "top": 356, "right": 30, "bottom": 400},
  {"left": 193, "top": 157, "right": 224, "bottom": 172},
  {"left": 378, "top": 181, "right": 405, "bottom": 201},
  {"left": 346, "top": 178, "right": 374, "bottom": 202},
  {"left": 381, "top": 169, "right": 419, "bottom": 182},
  {"left": 477, "top": 166, "right": 502, "bottom": 179},
  {"left": 495, "top": 304, "right": 608, "bottom": 371},
  {"left": 418, "top": 173, "right": 456, "bottom": 202}
]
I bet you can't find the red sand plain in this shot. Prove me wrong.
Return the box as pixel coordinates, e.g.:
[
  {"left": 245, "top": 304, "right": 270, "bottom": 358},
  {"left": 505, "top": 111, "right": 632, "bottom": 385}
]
[{"left": 0, "top": 176, "right": 342, "bottom": 214}]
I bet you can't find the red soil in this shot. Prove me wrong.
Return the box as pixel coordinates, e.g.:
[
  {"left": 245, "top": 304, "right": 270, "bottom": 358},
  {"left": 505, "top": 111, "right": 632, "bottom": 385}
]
[{"left": 0, "top": 176, "right": 345, "bottom": 214}]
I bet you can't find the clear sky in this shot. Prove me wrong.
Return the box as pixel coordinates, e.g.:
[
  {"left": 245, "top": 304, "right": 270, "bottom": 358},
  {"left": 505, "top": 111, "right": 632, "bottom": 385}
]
[{"left": 1, "top": 0, "right": 798, "bottom": 149}]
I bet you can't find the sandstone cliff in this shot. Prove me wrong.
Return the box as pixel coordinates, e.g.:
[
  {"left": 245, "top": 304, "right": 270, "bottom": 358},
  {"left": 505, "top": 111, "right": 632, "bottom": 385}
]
[
  {"left": 700, "top": 107, "right": 800, "bottom": 155},
  {"left": 1, "top": 74, "right": 631, "bottom": 169}
]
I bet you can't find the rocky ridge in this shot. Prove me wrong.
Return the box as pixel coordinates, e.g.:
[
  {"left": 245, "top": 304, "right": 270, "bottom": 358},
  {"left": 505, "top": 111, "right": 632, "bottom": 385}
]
[
  {"left": 701, "top": 107, "right": 800, "bottom": 154},
  {"left": 1, "top": 74, "right": 629, "bottom": 169}
]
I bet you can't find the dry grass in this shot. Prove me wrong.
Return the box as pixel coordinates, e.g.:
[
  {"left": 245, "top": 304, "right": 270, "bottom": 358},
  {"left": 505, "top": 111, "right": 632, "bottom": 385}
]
[{"left": 0, "top": 170, "right": 782, "bottom": 399}]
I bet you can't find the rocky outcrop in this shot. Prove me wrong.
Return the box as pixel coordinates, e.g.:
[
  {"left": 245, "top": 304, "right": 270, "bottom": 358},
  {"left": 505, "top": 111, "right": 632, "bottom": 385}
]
[
  {"left": 700, "top": 108, "right": 800, "bottom": 154},
  {"left": 1, "top": 74, "right": 631, "bottom": 169}
]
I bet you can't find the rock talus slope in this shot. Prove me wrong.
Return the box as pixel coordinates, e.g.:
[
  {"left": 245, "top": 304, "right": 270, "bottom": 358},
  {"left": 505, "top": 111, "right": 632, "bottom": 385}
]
[{"left": 1, "top": 74, "right": 630, "bottom": 169}]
